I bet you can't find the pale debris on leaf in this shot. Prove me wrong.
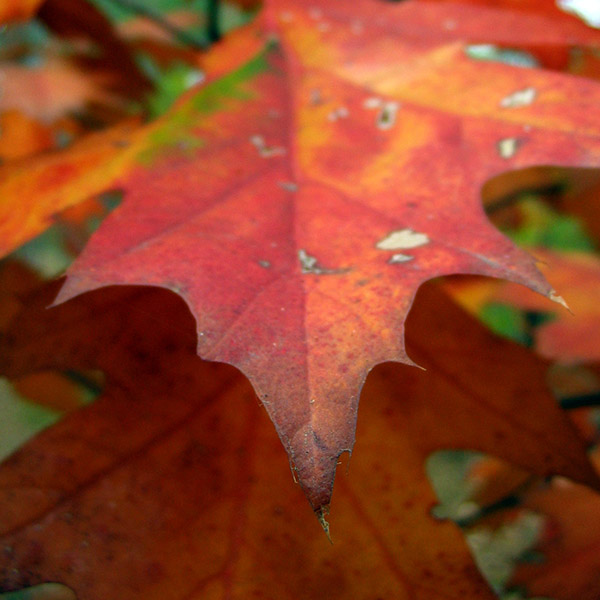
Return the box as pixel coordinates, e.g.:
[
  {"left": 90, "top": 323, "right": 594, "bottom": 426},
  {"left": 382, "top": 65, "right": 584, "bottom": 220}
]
[
  {"left": 497, "top": 137, "right": 521, "bottom": 159},
  {"left": 278, "top": 180, "right": 298, "bottom": 192},
  {"left": 500, "top": 87, "right": 537, "bottom": 109},
  {"left": 250, "top": 134, "right": 286, "bottom": 158},
  {"left": 363, "top": 96, "right": 383, "bottom": 109},
  {"left": 389, "top": 253, "right": 414, "bottom": 264},
  {"left": 376, "top": 228, "right": 430, "bottom": 250},
  {"left": 328, "top": 106, "right": 349, "bottom": 121}
]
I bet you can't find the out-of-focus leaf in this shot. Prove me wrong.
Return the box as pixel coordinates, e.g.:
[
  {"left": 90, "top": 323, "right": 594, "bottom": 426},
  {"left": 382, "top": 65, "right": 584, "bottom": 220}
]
[
  {"left": 511, "top": 455, "right": 600, "bottom": 600},
  {"left": 494, "top": 249, "right": 600, "bottom": 362},
  {"left": 0, "top": 112, "right": 54, "bottom": 161},
  {"left": 0, "top": 0, "right": 43, "bottom": 24},
  {"left": 0, "top": 59, "right": 115, "bottom": 123},
  {"left": 38, "top": 0, "right": 151, "bottom": 100},
  {"left": 0, "top": 280, "right": 596, "bottom": 598}
]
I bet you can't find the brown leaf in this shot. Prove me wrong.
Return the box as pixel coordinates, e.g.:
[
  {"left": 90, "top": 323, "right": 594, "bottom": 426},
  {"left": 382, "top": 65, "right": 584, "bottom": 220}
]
[
  {"left": 0, "top": 278, "right": 595, "bottom": 597},
  {"left": 511, "top": 457, "right": 600, "bottom": 600},
  {"left": 38, "top": 0, "right": 151, "bottom": 100},
  {"left": 0, "top": 283, "right": 493, "bottom": 599}
]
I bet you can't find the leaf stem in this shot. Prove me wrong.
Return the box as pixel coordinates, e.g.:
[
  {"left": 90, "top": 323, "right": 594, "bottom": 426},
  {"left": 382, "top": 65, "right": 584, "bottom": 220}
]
[{"left": 206, "top": 0, "right": 221, "bottom": 43}]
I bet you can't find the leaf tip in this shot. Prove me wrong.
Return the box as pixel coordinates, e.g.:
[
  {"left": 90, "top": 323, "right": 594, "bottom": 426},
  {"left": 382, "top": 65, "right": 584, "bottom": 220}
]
[
  {"left": 316, "top": 505, "right": 333, "bottom": 544},
  {"left": 549, "top": 290, "right": 572, "bottom": 314}
]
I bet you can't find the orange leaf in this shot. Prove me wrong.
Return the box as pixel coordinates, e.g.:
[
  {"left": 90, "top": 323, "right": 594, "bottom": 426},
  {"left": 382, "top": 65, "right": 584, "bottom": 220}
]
[
  {"left": 418, "top": 0, "right": 585, "bottom": 21},
  {"left": 0, "top": 118, "right": 141, "bottom": 257},
  {"left": 512, "top": 456, "right": 600, "bottom": 599},
  {"left": 0, "top": 0, "right": 43, "bottom": 24},
  {"left": 494, "top": 249, "right": 600, "bottom": 362},
  {"left": 0, "top": 59, "right": 116, "bottom": 123},
  {"left": 0, "top": 112, "right": 55, "bottom": 161}
]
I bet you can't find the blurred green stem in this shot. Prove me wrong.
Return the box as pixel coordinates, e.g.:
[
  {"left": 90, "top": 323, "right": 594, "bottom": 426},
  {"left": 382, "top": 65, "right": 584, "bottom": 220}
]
[
  {"left": 107, "top": 0, "right": 208, "bottom": 48},
  {"left": 560, "top": 392, "right": 600, "bottom": 410},
  {"left": 207, "top": 0, "right": 221, "bottom": 43}
]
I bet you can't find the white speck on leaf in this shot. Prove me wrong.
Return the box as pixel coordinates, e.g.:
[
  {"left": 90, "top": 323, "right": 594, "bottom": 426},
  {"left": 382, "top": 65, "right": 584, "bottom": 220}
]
[
  {"left": 278, "top": 181, "right": 298, "bottom": 192},
  {"left": 328, "top": 106, "right": 350, "bottom": 122},
  {"left": 297, "top": 249, "right": 349, "bottom": 275},
  {"left": 497, "top": 137, "right": 520, "bottom": 159},
  {"left": 310, "top": 88, "right": 323, "bottom": 105},
  {"left": 376, "top": 101, "right": 401, "bottom": 130},
  {"left": 363, "top": 97, "right": 383, "bottom": 109},
  {"left": 389, "top": 253, "right": 414, "bottom": 264},
  {"left": 250, "top": 134, "right": 286, "bottom": 158},
  {"left": 376, "top": 229, "right": 430, "bottom": 250},
  {"left": 500, "top": 87, "right": 537, "bottom": 108},
  {"left": 298, "top": 249, "right": 319, "bottom": 273},
  {"left": 258, "top": 260, "right": 271, "bottom": 268},
  {"left": 309, "top": 7, "right": 322, "bottom": 19}
]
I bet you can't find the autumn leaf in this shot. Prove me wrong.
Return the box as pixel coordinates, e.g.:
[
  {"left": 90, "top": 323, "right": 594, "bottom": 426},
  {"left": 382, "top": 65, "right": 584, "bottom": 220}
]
[
  {"left": 3, "top": 0, "right": 600, "bottom": 519},
  {"left": 37, "top": 0, "right": 151, "bottom": 101},
  {"left": 0, "top": 58, "right": 117, "bottom": 124},
  {"left": 0, "top": 0, "right": 43, "bottom": 24},
  {"left": 511, "top": 456, "right": 600, "bottom": 600},
  {"left": 446, "top": 245, "right": 600, "bottom": 363},
  {"left": 466, "top": 453, "right": 600, "bottom": 600},
  {"left": 492, "top": 249, "right": 600, "bottom": 362},
  {"left": 0, "top": 112, "right": 55, "bottom": 162},
  {"left": 0, "top": 276, "right": 595, "bottom": 599},
  {"left": 0, "top": 21, "right": 262, "bottom": 259},
  {"left": 418, "top": 0, "right": 600, "bottom": 70},
  {"left": 554, "top": 171, "right": 600, "bottom": 246},
  {"left": 418, "top": 0, "right": 585, "bottom": 22}
]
